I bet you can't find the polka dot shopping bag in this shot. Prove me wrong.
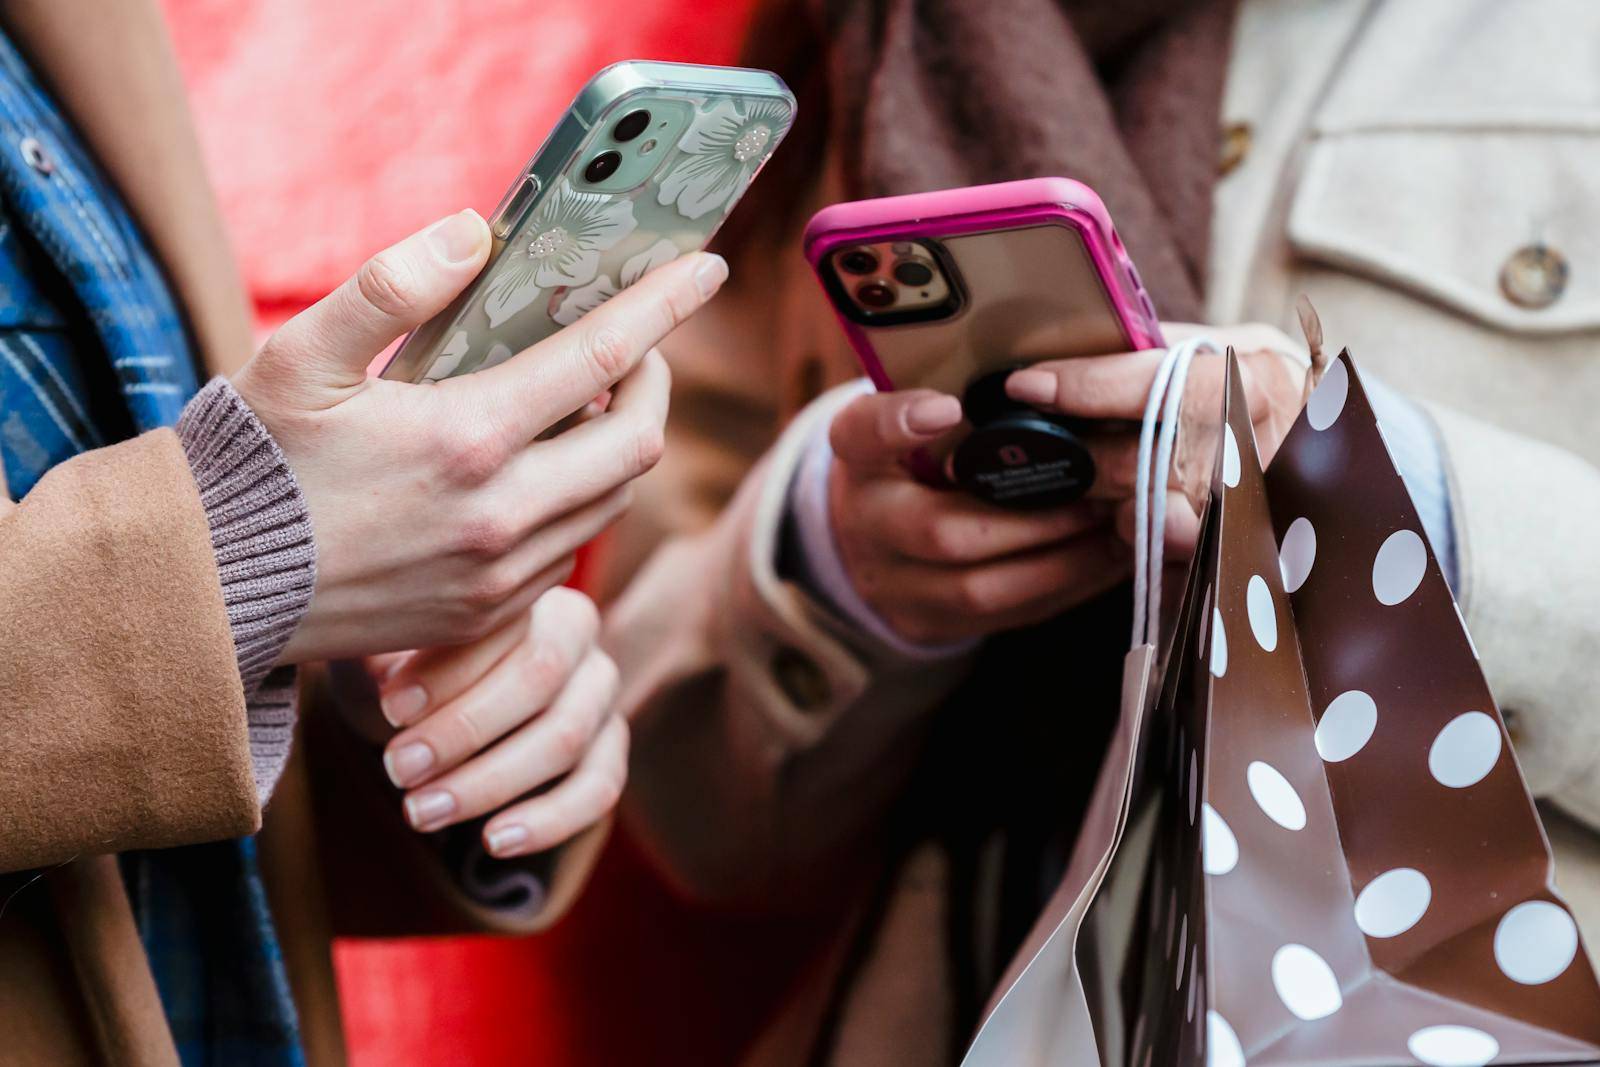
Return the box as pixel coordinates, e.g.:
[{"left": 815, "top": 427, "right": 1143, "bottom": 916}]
[{"left": 962, "top": 345, "right": 1600, "bottom": 1067}]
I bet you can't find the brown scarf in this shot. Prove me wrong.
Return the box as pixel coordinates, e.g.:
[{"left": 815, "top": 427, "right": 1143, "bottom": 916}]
[{"left": 814, "top": 0, "right": 1239, "bottom": 322}]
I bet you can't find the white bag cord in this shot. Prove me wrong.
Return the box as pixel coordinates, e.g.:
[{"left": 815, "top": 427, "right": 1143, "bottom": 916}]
[{"left": 1131, "top": 336, "right": 1214, "bottom": 650}]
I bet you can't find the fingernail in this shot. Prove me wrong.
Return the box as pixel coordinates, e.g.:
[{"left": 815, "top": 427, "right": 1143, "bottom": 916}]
[
  {"left": 425, "top": 209, "right": 487, "bottom": 265},
  {"left": 380, "top": 684, "right": 428, "bottom": 727},
  {"left": 383, "top": 742, "right": 436, "bottom": 788},
  {"left": 404, "top": 789, "right": 457, "bottom": 831},
  {"left": 905, "top": 394, "right": 963, "bottom": 435},
  {"left": 693, "top": 253, "right": 729, "bottom": 299},
  {"left": 1006, "top": 369, "right": 1057, "bottom": 407},
  {"left": 485, "top": 824, "right": 530, "bottom": 857}
]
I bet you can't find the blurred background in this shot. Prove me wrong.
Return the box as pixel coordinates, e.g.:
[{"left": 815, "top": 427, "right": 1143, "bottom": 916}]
[{"left": 158, "top": 2, "right": 828, "bottom": 1063}]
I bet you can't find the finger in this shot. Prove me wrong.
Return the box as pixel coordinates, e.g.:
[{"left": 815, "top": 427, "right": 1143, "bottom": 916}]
[
  {"left": 383, "top": 588, "right": 600, "bottom": 792},
  {"left": 483, "top": 713, "right": 629, "bottom": 857},
  {"left": 494, "top": 349, "right": 669, "bottom": 522},
  {"left": 828, "top": 388, "right": 963, "bottom": 473},
  {"left": 1114, "top": 491, "right": 1203, "bottom": 559},
  {"left": 464, "top": 484, "right": 632, "bottom": 601},
  {"left": 464, "top": 251, "right": 725, "bottom": 439},
  {"left": 1005, "top": 350, "right": 1279, "bottom": 428},
  {"left": 262, "top": 210, "right": 491, "bottom": 390},
  {"left": 377, "top": 612, "right": 530, "bottom": 728},
  {"left": 404, "top": 648, "right": 620, "bottom": 833},
  {"left": 882, "top": 533, "right": 1131, "bottom": 644},
  {"left": 859, "top": 478, "right": 1105, "bottom": 564}
]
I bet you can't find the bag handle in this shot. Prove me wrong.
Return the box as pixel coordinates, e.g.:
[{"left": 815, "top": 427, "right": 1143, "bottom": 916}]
[{"left": 1132, "top": 336, "right": 1215, "bottom": 650}]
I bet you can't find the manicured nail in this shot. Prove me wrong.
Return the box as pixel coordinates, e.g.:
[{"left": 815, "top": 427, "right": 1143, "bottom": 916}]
[
  {"left": 426, "top": 209, "right": 487, "bottom": 265},
  {"left": 404, "top": 789, "right": 457, "bottom": 831},
  {"left": 380, "top": 684, "right": 428, "bottom": 727},
  {"left": 1006, "top": 369, "right": 1057, "bottom": 407},
  {"left": 485, "top": 824, "right": 530, "bottom": 857},
  {"left": 906, "top": 394, "right": 963, "bottom": 435},
  {"left": 693, "top": 253, "right": 729, "bottom": 298},
  {"left": 383, "top": 742, "right": 435, "bottom": 788}
]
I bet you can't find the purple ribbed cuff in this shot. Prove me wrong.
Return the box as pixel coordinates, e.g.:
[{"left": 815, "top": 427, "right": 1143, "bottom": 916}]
[{"left": 178, "top": 377, "right": 317, "bottom": 803}]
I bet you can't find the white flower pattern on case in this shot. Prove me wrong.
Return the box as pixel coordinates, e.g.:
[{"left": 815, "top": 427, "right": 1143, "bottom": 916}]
[
  {"left": 483, "top": 179, "right": 638, "bottom": 328},
  {"left": 657, "top": 98, "right": 789, "bottom": 220},
  {"left": 424, "top": 329, "right": 472, "bottom": 382},
  {"left": 553, "top": 238, "right": 682, "bottom": 326}
]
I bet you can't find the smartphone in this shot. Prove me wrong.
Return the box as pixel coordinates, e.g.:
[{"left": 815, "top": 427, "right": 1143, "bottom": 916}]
[
  {"left": 382, "top": 61, "right": 795, "bottom": 384},
  {"left": 803, "top": 177, "right": 1163, "bottom": 506}
]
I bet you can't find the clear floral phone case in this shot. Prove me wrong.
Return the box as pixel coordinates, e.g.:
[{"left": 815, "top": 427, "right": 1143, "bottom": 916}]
[{"left": 382, "top": 62, "right": 794, "bottom": 384}]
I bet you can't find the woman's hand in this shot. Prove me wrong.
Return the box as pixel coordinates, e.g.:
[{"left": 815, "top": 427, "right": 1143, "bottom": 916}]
[
  {"left": 826, "top": 389, "right": 1127, "bottom": 646},
  {"left": 370, "top": 586, "right": 625, "bottom": 858},
  {"left": 1003, "top": 330, "right": 1304, "bottom": 559},
  {"left": 233, "top": 209, "right": 724, "bottom": 662}
]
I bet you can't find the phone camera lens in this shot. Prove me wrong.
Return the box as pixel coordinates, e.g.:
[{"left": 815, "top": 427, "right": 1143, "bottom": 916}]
[
  {"left": 856, "top": 281, "right": 896, "bottom": 309},
  {"left": 893, "top": 260, "right": 935, "bottom": 287},
  {"left": 838, "top": 248, "right": 879, "bottom": 275},
  {"left": 584, "top": 150, "right": 622, "bottom": 183},
  {"left": 613, "top": 109, "right": 651, "bottom": 143}
]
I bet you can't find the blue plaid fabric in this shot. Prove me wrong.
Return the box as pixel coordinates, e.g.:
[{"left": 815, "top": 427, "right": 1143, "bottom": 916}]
[{"left": 0, "top": 31, "right": 305, "bottom": 1067}]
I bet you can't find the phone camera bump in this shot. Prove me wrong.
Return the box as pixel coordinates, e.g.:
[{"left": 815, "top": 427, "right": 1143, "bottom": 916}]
[
  {"left": 614, "top": 109, "right": 652, "bottom": 143},
  {"left": 892, "top": 260, "right": 935, "bottom": 287},
  {"left": 856, "top": 281, "right": 897, "bottom": 309},
  {"left": 839, "top": 248, "right": 879, "bottom": 275},
  {"left": 584, "top": 150, "right": 622, "bottom": 183}
]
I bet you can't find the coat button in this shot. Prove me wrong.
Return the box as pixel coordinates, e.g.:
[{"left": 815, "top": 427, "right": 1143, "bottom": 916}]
[
  {"left": 1218, "top": 121, "right": 1252, "bottom": 176},
  {"left": 19, "top": 136, "right": 54, "bottom": 176},
  {"left": 770, "top": 646, "right": 831, "bottom": 711},
  {"left": 1499, "top": 244, "right": 1568, "bottom": 309}
]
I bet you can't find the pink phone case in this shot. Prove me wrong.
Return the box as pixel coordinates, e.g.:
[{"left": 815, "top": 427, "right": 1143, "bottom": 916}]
[{"left": 803, "top": 176, "right": 1164, "bottom": 392}]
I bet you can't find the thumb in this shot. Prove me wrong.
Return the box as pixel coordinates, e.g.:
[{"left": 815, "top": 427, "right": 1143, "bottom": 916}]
[
  {"left": 259, "top": 210, "right": 491, "bottom": 391},
  {"left": 828, "top": 388, "right": 962, "bottom": 473}
]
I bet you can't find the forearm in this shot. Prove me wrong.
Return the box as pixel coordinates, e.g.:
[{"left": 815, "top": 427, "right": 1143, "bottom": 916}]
[{"left": 0, "top": 428, "right": 258, "bottom": 872}]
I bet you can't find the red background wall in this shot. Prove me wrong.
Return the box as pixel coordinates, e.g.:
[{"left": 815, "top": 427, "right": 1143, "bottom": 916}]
[{"left": 159, "top": 3, "right": 826, "bottom": 1063}]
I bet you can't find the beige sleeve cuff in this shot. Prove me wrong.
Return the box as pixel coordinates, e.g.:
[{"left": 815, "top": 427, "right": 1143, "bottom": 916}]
[{"left": 1428, "top": 403, "right": 1600, "bottom": 826}]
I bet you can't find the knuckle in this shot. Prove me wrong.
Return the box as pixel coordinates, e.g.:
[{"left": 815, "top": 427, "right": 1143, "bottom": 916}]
[
  {"left": 356, "top": 251, "right": 425, "bottom": 320},
  {"left": 440, "top": 710, "right": 486, "bottom": 761},
  {"left": 887, "top": 611, "right": 940, "bottom": 647},
  {"left": 581, "top": 326, "right": 632, "bottom": 386},
  {"left": 956, "top": 570, "right": 1005, "bottom": 615},
  {"left": 922, "top": 515, "right": 970, "bottom": 562},
  {"left": 548, "top": 719, "right": 591, "bottom": 768},
  {"left": 455, "top": 511, "right": 520, "bottom": 561},
  {"left": 446, "top": 423, "right": 506, "bottom": 484},
  {"left": 628, "top": 419, "right": 667, "bottom": 475},
  {"left": 520, "top": 642, "right": 572, "bottom": 694}
]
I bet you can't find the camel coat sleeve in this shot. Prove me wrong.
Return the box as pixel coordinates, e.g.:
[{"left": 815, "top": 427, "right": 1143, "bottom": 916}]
[{"left": 0, "top": 429, "right": 258, "bottom": 874}]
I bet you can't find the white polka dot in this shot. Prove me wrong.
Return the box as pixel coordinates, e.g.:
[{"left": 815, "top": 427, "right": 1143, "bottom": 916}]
[
  {"left": 1247, "top": 761, "right": 1307, "bottom": 831},
  {"left": 1189, "top": 749, "right": 1198, "bottom": 825},
  {"left": 1454, "top": 601, "right": 1479, "bottom": 660},
  {"left": 1247, "top": 575, "right": 1278, "bottom": 652},
  {"left": 1271, "top": 943, "right": 1343, "bottom": 1020},
  {"left": 1315, "top": 690, "right": 1378, "bottom": 763},
  {"left": 1202, "top": 803, "right": 1238, "bottom": 875},
  {"left": 1373, "top": 529, "right": 1428, "bottom": 606},
  {"left": 1186, "top": 947, "right": 1199, "bottom": 1021},
  {"left": 1210, "top": 606, "right": 1228, "bottom": 677},
  {"left": 1494, "top": 900, "right": 1579, "bottom": 985},
  {"left": 1222, "top": 424, "right": 1241, "bottom": 488},
  {"left": 1166, "top": 886, "right": 1178, "bottom": 957},
  {"left": 1199, "top": 586, "right": 1212, "bottom": 663},
  {"left": 1407, "top": 1025, "right": 1499, "bottom": 1066},
  {"left": 1354, "top": 868, "right": 1432, "bottom": 938},
  {"left": 1279, "top": 517, "right": 1316, "bottom": 593},
  {"left": 1307, "top": 358, "right": 1348, "bottom": 430},
  {"left": 1207, "top": 1011, "right": 1245, "bottom": 1067},
  {"left": 1177, "top": 914, "right": 1188, "bottom": 989},
  {"left": 1428, "top": 711, "right": 1502, "bottom": 788}
]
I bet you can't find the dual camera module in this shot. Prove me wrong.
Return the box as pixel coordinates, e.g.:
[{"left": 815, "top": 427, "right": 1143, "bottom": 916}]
[
  {"left": 830, "top": 241, "right": 955, "bottom": 322},
  {"left": 582, "top": 107, "right": 660, "bottom": 185}
]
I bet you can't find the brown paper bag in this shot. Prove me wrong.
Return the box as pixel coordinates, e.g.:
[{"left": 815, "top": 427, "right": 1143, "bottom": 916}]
[{"left": 966, "top": 349, "right": 1600, "bottom": 1066}]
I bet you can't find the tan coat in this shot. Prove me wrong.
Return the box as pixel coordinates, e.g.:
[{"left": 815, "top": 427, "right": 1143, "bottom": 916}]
[
  {"left": 598, "top": 1, "right": 1600, "bottom": 1062},
  {"left": 0, "top": 3, "right": 600, "bottom": 1064}
]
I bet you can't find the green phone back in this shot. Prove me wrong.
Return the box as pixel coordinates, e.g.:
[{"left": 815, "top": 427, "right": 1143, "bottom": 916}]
[{"left": 382, "top": 61, "right": 794, "bottom": 383}]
